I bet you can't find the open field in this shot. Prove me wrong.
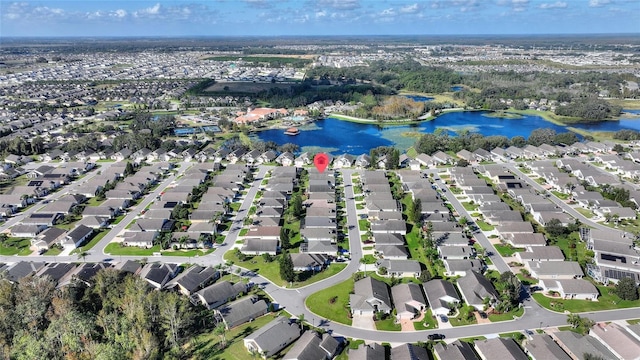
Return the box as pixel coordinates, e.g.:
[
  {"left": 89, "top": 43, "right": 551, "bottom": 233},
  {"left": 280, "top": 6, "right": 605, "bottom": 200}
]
[{"left": 305, "top": 279, "right": 353, "bottom": 325}]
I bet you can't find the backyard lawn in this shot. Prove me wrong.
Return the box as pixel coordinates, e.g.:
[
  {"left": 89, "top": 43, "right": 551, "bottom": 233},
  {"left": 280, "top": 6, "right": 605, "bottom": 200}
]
[
  {"left": 189, "top": 312, "right": 285, "bottom": 360},
  {"left": 476, "top": 220, "right": 495, "bottom": 231},
  {"left": 305, "top": 278, "right": 353, "bottom": 325}
]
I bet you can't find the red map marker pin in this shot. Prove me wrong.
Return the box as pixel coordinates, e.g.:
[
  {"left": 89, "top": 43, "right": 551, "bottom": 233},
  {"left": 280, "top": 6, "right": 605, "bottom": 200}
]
[{"left": 314, "top": 153, "right": 329, "bottom": 173}]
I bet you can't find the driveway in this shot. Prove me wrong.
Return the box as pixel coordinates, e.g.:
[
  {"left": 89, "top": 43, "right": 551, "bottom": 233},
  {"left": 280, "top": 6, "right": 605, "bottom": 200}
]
[{"left": 351, "top": 313, "right": 376, "bottom": 330}]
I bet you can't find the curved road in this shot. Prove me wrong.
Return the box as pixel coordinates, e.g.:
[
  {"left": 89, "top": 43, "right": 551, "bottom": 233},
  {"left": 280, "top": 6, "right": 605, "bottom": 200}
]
[{"left": 2, "top": 163, "right": 640, "bottom": 342}]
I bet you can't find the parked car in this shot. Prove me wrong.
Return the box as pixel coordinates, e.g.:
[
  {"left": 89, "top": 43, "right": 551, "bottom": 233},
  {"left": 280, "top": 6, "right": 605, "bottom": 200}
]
[
  {"left": 428, "top": 334, "right": 446, "bottom": 341},
  {"left": 479, "top": 312, "right": 488, "bottom": 319},
  {"left": 439, "top": 315, "right": 448, "bottom": 323}
]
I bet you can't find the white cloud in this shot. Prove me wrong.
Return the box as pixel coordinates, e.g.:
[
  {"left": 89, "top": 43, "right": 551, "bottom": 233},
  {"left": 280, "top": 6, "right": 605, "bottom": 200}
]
[
  {"left": 315, "top": 10, "right": 327, "bottom": 18},
  {"left": 113, "top": 9, "right": 127, "bottom": 18},
  {"left": 316, "top": 0, "right": 361, "bottom": 10},
  {"left": 589, "top": 0, "right": 612, "bottom": 7},
  {"left": 539, "top": 1, "right": 567, "bottom": 9},
  {"left": 400, "top": 3, "right": 420, "bottom": 14},
  {"left": 381, "top": 8, "right": 396, "bottom": 16}
]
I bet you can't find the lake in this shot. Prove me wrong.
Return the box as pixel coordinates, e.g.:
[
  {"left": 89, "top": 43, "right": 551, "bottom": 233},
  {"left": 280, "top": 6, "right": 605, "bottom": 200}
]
[{"left": 255, "top": 110, "right": 640, "bottom": 155}]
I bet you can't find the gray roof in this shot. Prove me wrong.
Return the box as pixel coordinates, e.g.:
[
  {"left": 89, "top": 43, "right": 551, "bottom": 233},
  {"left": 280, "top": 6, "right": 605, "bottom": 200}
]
[
  {"left": 38, "top": 262, "right": 76, "bottom": 284},
  {"left": 283, "top": 330, "right": 339, "bottom": 360},
  {"left": 351, "top": 277, "right": 392, "bottom": 312},
  {"left": 423, "top": 279, "right": 461, "bottom": 308},
  {"left": 518, "top": 246, "right": 564, "bottom": 261},
  {"left": 245, "top": 316, "right": 301, "bottom": 357},
  {"left": 373, "top": 233, "right": 405, "bottom": 245},
  {"left": 457, "top": 271, "right": 498, "bottom": 306},
  {"left": 524, "top": 334, "right": 571, "bottom": 360},
  {"left": 552, "top": 331, "right": 617, "bottom": 360},
  {"left": 5, "top": 261, "right": 45, "bottom": 282},
  {"left": 242, "top": 238, "right": 278, "bottom": 253},
  {"left": 196, "top": 281, "right": 246, "bottom": 308},
  {"left": 375, "top": 259, "right": 421, "bottom": 273},
  {"left": 390, "top": 343, "right": 430, "bottom": 360},
  {"left": 434, "top": 339, "right": 479, "bottom": 360},
  {"left": 391, "top": 283, "right": 426, "bottom": 311},
  {"left": 527, "top": 261, "right": 584, "bottom": 277},
  {"left": 445, "top": 259, "right": 484, "bottom": 273},
  {"left": 348, "top": 343, "right": 386, "bottom": 360},
  {"left": 167, "top": 265, "right": 219, "bottom": 293},
  {"left": 216, "top": 295, "right": 268, "bottom": 329},
  {"left": 475, "top": 338, "right": 528, "bottom": 360}
]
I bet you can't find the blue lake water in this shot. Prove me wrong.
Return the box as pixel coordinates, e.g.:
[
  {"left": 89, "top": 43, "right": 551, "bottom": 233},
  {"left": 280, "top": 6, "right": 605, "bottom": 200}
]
[
  {"left": 403, "top": 95, "right": 434, "bottom": 102},
  {"left": 255, "top": 110, "right": 640, "bottom": 155}
]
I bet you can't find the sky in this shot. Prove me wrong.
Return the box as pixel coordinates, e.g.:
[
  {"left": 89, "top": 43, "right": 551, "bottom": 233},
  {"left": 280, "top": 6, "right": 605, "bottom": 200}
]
[{"left": 1, "top": 0, "right": 639, "bottom": 37}]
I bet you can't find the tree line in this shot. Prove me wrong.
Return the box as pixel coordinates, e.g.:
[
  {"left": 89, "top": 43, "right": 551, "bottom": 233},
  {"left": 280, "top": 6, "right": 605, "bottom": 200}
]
[{"left": 0, "top": 269, "right": 204, "bottom": 360}]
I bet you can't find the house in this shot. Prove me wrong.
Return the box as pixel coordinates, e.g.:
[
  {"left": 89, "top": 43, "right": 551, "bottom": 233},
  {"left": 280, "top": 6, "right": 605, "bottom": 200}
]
[
  {"left": 456, "top": 271, "right": 498, "bottom": 311},
  {"left": 524, "top": 334, "right": 571, "bottom": 360},
  {"left": 515, "top": 246, "right": 565, "bottom": 263},
  {"left": 443, "top": 259, "right": 484, "bottom": 277},
  {"left": 290, "top": 253, "right": 329, "bottom": 272},
  {"left": 432, "top": 151, "right": 455, "bottom": 165},
  {"left": 244, "top": 316, "right": 301, "bottom": 359},
  {"left": 589, "top": 231, "right": 640, "bottom": 284},
  {"left": 36, "top": 263, "right": 77, "bottom": 285},
  {"left": 283, "top": 330, "right": 340, "bottom": 360},
  {"left": 589, "top": 322, "right": 640, "bottom": 360},
  {"left": 434, "top": 340, "right": 479, "bottom": 360},
  {"left": 193, "top": 281, "right": 246, "bottom": 310},
  {"left": 59, "top": 224, "right": 93, "bottom": 249},
  {"left": 241, "top": 238, "right": 279, "bottom": 255},
  {"left": 438, "top": 245, "right": 475, "bottom": 260},
  {"left": 390, "top": 343, "right": 430, "bottom": 360},
  {"left": 164, "top": 265, "right": 220, "bottom": 296},
  {"left": 3, "top": 262, "right": 45, "bottom": 283},
  {"left": 122, "top": 231, "right": 157, "bottom": 248},
  {"left": 375, "top": 259, "right": 421, "bottom": 278},
  {"left": 355, "top": 154, "right": 371, "bottom": 168},
  {"left": 215, "top": 295, "right": 268, "bottom": 330},
  {"left": 423, "top": 279, "right": 461, "bottom": 316},
  {"left": 526, "top": 261, "right": 583, "bottom": 280},
  {"left": 11, "top": 224, "right": 47, "bottom": 237},
  {"left": 539, "top": 279, "right": 599, "bottom": 300},
  {"left": 350, "top": 277, "right": 393, "bottom": 315},
  {"left": 58, "top": 262, "right": 112, "bottom": 287},
  {"left": 550, "top": 331, "right": 617, "bottom": 360},
  {"left": 30, "top": 227, "right": 66, "bottom": 251},
  {"left": 475, "top": 338, "right": 528, "bottom": 360},
  {"left": 348, "top": 343, "right": 386, "bottom": 360},
  {"left": 276, "top": 152, "right": 295, "bottom": 166},
  {"left": 391, "top": 283, "right": 426, "bottom": 320},
  {"left": 295, "top": 152, "right": 311, "bottom": 167},
  {"left": 140, "top": 263, "right": 179, "bottom": 289}
]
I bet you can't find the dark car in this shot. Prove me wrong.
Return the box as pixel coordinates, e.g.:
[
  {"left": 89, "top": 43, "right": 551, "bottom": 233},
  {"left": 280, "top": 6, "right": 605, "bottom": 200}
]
[
  {"left": 428, "top": 334, "right": 446, "bottom": 341},
  {"left": 479, "top": 312, "right": 488, "bottom": 319}
]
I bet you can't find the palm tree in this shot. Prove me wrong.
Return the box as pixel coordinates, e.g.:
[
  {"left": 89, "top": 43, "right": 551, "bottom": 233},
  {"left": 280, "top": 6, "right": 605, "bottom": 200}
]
[
  {"left": 77, "top": 251, "right": 89, "bottom": 263},
  {"left": 359, "top": 258, "right": 368, "bottom": 276}
]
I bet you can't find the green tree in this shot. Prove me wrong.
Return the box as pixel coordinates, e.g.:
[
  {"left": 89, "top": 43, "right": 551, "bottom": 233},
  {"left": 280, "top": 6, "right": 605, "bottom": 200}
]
[
  {"left": 279, "top": 253, "right": 295, "bottom": 283},
  {"left": 280, "top": 227, "right": 291, "bottom": 250},
  {"left": 614, "top": 277, "right": 639, "bottom": 301},
  {"left": 410, "top": 198, "right": 422, "bottom": 224},
  {"left": 124, "top": 161, "right": 135, "bottom": 176},
  {"left": 290, "top": 194, "right": 303, "bottom": 219}
]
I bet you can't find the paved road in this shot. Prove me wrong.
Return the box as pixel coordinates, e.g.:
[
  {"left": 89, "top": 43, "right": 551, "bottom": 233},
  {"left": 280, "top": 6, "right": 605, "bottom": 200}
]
[
  {"left": 432, "top": 176, "right": 511, "bottom": 274},
  {"left": 3, "top": 163, "right": 640, "bottom": 343},
  {"left": 0, "top": 161, "right": 115, "bottom": 233},
  {"left": 504, "top": 164, "right": 616, "bottom": 233}
]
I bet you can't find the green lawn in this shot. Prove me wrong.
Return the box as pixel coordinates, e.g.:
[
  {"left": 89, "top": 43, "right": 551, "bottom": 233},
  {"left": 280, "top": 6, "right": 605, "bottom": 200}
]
[
  {"left": 575, "top": 208, "right": 595, "bottom": 219},
  {"left": 375, "top": 318, "right": 401, "bottom": 331},
  {"left": 533, "top": 284, "right": 640, "bottom": 312},
  {"left": 462, "top": 202, "right": 478, "bottom": 211},
  {"left": 86, "top": 197, "right": 105, "bottom": 206},
  {"left": 459, "top": 336, "right": 486, "bottom": 344},
  {"left": 0, "top": 238, "right": 32, "bottom": 256},
  {"left": 550, "top": 191, "right": 570, "bottom": 200},
  {"left": 104, "top": 242, "right": 161, "bottom": 256},
  {"left": 489, "top": 307, "right": 524, "bottom": 322},
  {"left": 239, "top": 228, "right": 248, "bottom": 236},
  {"left": 161, "top": 249, "right": 215, "bottom": 257},
  {"left": 414, "top": 309, "right": 438, "bottom": 330},
  {"left": 358, "top": 219, "right": 369, "bottom": 231},
  {"left": 71, "top": 229, "right": 109, "bottom": 254},
  {"left": 494, "top": 244, "right": 524, "bottom": 257},
  {"left": 627, "top": 319, "right": 640, "bottom": 325},
  {"left": 43, "top": 247, "right": 62, "bottom": 256},
  {"left": 190, "top": 312, "right": 285, "bottom": 360},
  {"left": 305, "top": 278, "right": 353, "bottom": 325},
  {"left": 476, "top": 220, "right": 495, "bottom": 231}
]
